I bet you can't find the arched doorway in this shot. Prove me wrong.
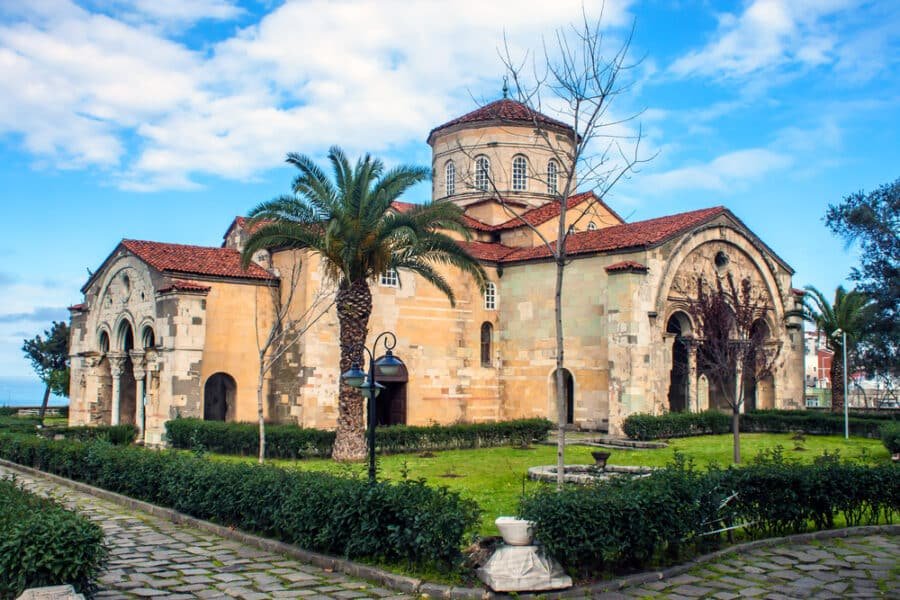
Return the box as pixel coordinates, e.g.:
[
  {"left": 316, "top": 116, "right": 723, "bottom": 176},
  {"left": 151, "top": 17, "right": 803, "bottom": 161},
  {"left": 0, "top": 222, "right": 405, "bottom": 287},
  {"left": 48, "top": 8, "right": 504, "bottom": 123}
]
[
  {"left": 117, "top": 321, "right": 137, "bottom": 426},
  {"left": 204, "top": 373, "right": 236, "bottom": 421},
  {"left": 551, "top": 369, "right": 574, "bottom": 425},
  {"left": 666, "top": 312, "right": 691, "bottom": 412},
  {"left": 375, "top": 360, "right": 408, "bottom": 426},
  {"left": 744, "top": 319, "right": 774, "bottom": 411}
]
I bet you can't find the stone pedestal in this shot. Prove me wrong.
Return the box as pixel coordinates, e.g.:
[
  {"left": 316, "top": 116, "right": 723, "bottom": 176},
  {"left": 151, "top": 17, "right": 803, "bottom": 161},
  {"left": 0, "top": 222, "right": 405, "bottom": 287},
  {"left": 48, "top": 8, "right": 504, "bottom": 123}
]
[
  {"left": 477, "top": 545, "right": 572, "bottom": 592},
  {"left": 17, "top": 585, "right": 84, "bottom": 600}
]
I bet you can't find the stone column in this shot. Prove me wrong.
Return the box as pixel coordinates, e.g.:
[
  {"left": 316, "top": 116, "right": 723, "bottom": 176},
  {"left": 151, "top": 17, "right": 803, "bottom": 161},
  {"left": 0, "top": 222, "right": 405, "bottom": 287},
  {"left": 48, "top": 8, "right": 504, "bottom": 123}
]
[
  {"left": 130, "top": 350, "right": 146, "bottom": 442},
  {"left": 143, "top": 349, "right": 160, "bottom": 445},
  {"left": 107, "top": 353, "right": 127, "bottom": 426},
  {"left": 685, "top": 339, "right": 697, "bottom": 412}
]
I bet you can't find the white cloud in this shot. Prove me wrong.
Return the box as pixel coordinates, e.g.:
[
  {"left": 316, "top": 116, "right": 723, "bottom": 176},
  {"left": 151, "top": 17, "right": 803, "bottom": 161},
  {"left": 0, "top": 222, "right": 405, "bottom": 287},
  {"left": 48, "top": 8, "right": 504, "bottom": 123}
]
[
  {"left": 0, "top": 0, "right": 637, "bottom": 190},
  {"left": 669, "top": 0, "right": 857, "bottom": 80},
  {"left": 636, "top": 148, "right": 793, "bottom": 194}
]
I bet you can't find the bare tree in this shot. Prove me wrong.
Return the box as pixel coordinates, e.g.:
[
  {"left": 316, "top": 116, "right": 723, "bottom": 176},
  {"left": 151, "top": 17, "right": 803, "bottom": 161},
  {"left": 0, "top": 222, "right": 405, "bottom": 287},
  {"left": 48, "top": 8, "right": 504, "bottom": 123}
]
[
  {"left": 253, "top": 251, "right": 334, "bottom": 463},
  {"left": 687, "top": 274, "right": 781, "bottom": 464},
  {"left": 467, "top": 11, "right": 653, "bottom": 487}
]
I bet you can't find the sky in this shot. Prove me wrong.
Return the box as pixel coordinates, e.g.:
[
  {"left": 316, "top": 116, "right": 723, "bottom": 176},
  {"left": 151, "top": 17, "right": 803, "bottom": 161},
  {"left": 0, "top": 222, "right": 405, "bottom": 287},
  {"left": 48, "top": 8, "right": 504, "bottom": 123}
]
[{"left": 0, "top": 0, "right": 897, "bottom": 378}]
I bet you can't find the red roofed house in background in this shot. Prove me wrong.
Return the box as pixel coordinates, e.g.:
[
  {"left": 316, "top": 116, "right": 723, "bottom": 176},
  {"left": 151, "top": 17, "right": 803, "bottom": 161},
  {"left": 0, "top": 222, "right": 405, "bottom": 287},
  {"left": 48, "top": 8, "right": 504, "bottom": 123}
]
[{"left": 67, "top": 97, "right": 806, "bottom": 444}]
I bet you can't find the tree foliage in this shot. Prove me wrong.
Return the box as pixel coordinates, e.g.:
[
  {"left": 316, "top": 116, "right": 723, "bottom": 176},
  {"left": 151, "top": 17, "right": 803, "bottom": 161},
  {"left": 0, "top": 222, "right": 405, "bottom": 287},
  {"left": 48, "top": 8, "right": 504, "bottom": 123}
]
[
  {"left": 22, "top": 321, "right": 70, "bottom": 397},
  {"left": 825, "top": 178, "right": 899, "bottom": 377},
  {"left": 687, "top": 274, "right": 780, "bottom": 463},
  {"left": 241, "top": 147, "right": 486, "bottom": 461}
]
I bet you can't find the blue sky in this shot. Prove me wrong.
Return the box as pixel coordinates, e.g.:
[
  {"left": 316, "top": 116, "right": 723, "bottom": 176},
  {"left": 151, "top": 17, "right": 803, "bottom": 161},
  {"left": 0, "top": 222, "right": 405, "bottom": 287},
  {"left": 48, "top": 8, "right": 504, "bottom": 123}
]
[{"left": 0, "top": 0, "right": 897, "bottom": 378}]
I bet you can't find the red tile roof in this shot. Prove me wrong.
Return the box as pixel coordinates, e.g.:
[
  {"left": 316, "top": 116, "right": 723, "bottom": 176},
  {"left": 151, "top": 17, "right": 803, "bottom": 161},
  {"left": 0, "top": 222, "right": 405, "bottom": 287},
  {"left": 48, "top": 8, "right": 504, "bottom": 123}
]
[
  {"left": 456, "top": 206, "right": 727, "bottom": 264},
  {"left": 429, "top": 98, "right": 574, "bottom": 142},
  {"left": 605, "top": 261, "right": 648, "bottom": 273},
  {"left": 391, "top": 201, "right": 417, "bottom": 213},
  {"left": 122, "top": 240, "right": 276, "bottom": 281},
  {"left": 67, "top": 303, "right": 86, "bottom": 311},
  {"left": 791, "top": 288, "right": 806, "bottom": 296},
  {"left": 157, "top": 280, "right": 213, "bottom": 294},
  {"left": 456, "top": 240, "right": 518, "bottom": 262}
]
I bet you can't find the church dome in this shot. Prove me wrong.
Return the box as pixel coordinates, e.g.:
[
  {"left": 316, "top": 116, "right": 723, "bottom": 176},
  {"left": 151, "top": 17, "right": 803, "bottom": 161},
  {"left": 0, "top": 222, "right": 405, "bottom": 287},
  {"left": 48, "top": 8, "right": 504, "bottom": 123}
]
[{"left": 427, "top": 98, "right": 574, "bottom": 145}]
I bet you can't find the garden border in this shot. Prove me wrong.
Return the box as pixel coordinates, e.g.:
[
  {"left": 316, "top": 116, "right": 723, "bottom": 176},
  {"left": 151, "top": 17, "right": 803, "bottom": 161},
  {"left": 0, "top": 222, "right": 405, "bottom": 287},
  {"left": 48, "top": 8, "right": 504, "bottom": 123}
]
[{"left": 1, "top": 458, "right": 896, "bottom": 600}]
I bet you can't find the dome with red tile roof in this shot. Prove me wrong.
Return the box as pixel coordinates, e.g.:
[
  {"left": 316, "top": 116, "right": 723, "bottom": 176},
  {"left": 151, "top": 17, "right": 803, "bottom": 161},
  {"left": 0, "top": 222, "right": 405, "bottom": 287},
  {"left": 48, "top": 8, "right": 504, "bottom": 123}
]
[{"left": 427, "top": 98, "right": 574, "bottom": 144}]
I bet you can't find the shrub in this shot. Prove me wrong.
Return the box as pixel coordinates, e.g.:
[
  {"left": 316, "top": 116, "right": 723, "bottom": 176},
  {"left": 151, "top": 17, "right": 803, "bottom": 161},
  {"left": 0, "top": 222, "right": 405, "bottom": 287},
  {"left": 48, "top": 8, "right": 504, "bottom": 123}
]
[
  {"left": 519, "top": 450, "right": 899, "bottom": 575},
  {"left": 0, "top": 416, "right": 41, "bottom": 435},
  {"left": 881, "top": 422, "right": 900, "bottom": 454},
  {"left": 622, "top": 410, "right": 889, "bottom": 440},
  {"left": 38, "top": 424, "right": 136, "bottom": 446},
  {"left": 0, "top": 434, "right": 479, "bottom": 567},
  {"left": 0, "top": 477, "right": 107, "bottom": 599},
  {"left": 165, "top": 418, "right": 553, "bottom": 458}
]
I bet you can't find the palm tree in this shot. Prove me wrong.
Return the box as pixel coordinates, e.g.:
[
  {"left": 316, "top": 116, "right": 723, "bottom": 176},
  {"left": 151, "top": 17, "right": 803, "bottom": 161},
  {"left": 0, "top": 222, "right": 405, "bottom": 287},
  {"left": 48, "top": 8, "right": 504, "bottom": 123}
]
[
  {"left": 241, "top": 147, "right": 487, "bottom": 461},
  {"left": 794, "top": 286, "right": 871, "bottom": 414}
]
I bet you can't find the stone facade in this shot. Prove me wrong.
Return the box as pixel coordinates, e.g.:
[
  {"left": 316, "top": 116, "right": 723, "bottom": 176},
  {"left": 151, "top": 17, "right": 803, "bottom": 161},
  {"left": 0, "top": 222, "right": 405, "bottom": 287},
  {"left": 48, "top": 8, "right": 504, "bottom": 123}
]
[{"left": 68, "top": 99, "right": 805, "bottom": 442}]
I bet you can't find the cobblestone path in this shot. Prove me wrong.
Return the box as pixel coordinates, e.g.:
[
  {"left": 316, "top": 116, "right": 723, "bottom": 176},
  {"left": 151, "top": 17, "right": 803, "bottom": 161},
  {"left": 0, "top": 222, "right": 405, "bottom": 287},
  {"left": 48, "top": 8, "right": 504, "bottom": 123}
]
[
  {"left": 618, "top": 534, "right": 899, "bottom": 599},
  {"left": 4, "top": 465, "right": 898, "bottom": 599},
  {"left": 0, "top": 466, "right": 410, "bottom": 599}
]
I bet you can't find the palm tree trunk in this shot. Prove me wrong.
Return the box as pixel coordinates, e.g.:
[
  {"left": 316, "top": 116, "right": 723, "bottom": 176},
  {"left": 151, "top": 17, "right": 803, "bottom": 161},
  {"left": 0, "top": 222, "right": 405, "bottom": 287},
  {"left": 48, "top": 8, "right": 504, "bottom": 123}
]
[
  {"left": 831, "top": 349, "right": 844, "bottom": 414},
  {"left": 333, "top": 278, "right": 372, "bottom": 462}
]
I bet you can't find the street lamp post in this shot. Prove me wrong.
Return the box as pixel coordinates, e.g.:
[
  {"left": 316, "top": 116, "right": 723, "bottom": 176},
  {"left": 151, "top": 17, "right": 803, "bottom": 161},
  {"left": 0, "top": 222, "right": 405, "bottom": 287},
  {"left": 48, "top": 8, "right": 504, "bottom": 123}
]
[
  {"left": 340, "top": 331, "right": 404, "bottom": 483},
  {"left": 833, "top": 328, "right": 849, "bottom": 440}
]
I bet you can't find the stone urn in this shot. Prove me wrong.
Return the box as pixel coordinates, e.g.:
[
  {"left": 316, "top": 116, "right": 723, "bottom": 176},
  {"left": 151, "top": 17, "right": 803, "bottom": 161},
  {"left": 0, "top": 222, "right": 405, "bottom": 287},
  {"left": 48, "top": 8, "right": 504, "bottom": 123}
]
[
  {"left": 495, "top": 517, "right": 534, "bottom": 546},
  {"left": 591, "top": 450, "right": 611, "bottom": 469}
]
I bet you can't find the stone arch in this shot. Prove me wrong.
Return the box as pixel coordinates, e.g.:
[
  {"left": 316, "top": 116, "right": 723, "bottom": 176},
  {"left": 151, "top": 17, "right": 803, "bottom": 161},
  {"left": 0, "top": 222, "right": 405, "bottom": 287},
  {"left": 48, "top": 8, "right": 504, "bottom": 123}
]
[
  {"left": 98, "top": 328, "right": 111, "bottom": 354},
  {"left": 549, "top": 368, "right": 575, "bottom": 425},
  {"left": 115, "top": 315, "right": 135, "bottom": 352},
  {"left": 140, "top": 322, "right": 156, "bottom": 349},
  {"left": 654, "top": 224, "right": 787, "bottom": 322},
  {"left": 204, "top": 373, "right": 237, "bottom": 421},
  {"left": 744, "top": 318, "right": 776, "bottom": 411},
  {"left": 666, "top": 311, "right": 692, "bottom": 413}
]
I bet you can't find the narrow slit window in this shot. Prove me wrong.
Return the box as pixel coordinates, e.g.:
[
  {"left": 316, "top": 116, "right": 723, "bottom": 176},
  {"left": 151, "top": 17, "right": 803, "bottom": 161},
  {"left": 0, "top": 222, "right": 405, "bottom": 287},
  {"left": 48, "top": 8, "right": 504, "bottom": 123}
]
[
  {"left": 445, "top": 161, "right": 456, "bottom": 196},
  {"left": 475, "top": 156, "right": 490, "bottom": 191},
  {"left": 480, "top": 322, "right": 493, "bottom": 367}
]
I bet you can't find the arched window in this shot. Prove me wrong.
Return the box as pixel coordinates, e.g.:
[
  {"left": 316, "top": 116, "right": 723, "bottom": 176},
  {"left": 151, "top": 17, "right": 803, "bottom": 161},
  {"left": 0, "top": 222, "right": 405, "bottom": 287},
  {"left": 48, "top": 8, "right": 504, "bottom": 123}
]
[
  {"left": 141, "top": 326, "right": 155, "bottom": 349},
  {"left": 484, "top": 282, "right": 497, "bottom": 310},
  {"left": 98, "top": 331, "right": 110, "bottom": 354},
  {"left": 512, "top": 155, "right": 527, "bottom": 191},
  {"left": 547, "top": 159, "right": 558, "bottom": 194},
  {"left": 480, "top": 322, "right": 493, "bottom": 367},
  {"left": 445, "top": 160, "right": 456, "bottom": 196},
  {"left": 587, "top": 221, "right": 597, "bottom": 231},
  {"left": 474, "top": 156, "right": 490, "bottom": 191}
]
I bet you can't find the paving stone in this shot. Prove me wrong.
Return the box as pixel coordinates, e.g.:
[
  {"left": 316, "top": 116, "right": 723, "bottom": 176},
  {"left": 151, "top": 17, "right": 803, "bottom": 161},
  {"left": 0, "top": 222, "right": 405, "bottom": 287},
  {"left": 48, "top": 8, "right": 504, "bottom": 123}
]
[{"left": 669, "top": 584, "right": 715, "bottom": 597}]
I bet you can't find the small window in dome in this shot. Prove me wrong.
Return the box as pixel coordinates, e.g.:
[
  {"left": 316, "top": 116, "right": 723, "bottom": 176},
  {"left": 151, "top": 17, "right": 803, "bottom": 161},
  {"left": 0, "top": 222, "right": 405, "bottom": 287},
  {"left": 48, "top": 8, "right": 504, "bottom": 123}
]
[
  {"left": 547, "top": 159, "right": 559, "bottom": 195},
  {"left": 512, "top": 155, "right": 527, "bottom": 191},
  {"left": 445, "top": 161, "right": 456, "bottom": 196},
  {"left": 474, "top": 156, "right": 490, "bottom": 191}
]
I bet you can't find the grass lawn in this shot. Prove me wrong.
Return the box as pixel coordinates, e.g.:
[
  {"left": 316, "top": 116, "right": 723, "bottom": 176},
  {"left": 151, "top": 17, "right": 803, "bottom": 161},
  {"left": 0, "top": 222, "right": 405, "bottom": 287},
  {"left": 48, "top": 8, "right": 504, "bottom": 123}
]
[{"left": 210, "top": 433, "right": 889, "bottom": 535}]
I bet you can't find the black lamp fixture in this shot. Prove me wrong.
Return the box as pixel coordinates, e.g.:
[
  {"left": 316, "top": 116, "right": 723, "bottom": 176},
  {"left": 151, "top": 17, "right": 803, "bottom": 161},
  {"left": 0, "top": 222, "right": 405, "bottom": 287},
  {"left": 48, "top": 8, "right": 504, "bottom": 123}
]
[{"left": 340, "top": 331, "right": 403, "bottom": 483}]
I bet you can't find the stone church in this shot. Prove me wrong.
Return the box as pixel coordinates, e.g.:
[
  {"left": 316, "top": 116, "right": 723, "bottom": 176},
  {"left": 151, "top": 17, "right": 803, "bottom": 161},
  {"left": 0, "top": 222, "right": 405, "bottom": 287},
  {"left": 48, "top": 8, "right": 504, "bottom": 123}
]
[{"left": 67, "top": 98, "right": 806, "bottom": 445}]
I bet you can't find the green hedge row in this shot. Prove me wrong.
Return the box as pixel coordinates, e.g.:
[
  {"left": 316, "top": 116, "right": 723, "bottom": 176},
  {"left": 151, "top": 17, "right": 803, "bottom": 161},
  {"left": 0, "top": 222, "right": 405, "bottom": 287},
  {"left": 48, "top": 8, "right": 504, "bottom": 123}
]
[
  {"left": 165, "top": 418, "right": 553, "bottom": 458},
  {"left": 882, "top": 422, "right": 900, "bottom": 454},
  {"left": 0, "top": 434, "right": 479, "bottom": 567},
  {"left": 622, "top": 410, "right": 893, "bottom": 440},
  {"left": 0, "top": 477, "right": 107, "bottom": 599},
  {"left": 38, "top": 424, "right": 136, "bottom": 446},
  {"left": 520, "top": 450, "right": 899, "bottom": 575}
]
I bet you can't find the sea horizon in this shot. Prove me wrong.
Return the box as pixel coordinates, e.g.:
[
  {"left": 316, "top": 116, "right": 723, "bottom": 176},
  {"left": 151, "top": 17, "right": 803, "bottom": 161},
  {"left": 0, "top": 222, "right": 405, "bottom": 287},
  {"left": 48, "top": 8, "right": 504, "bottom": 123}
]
[{"left": 0, "top": 375, "right": 69, "bottom": 407}]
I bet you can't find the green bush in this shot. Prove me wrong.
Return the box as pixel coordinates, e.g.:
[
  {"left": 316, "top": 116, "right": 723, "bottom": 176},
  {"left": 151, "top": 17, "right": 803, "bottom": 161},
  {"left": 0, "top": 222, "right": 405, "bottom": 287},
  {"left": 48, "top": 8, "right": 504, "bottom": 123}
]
[
  {"left": 0, "top": 416, "right": 41, "bottom": 435},
  {"left": 38, "top": 424, "right": 136, "bottom": 446},
  {"left": 622, "top": 410, "right": 889, "bottom": 441},
  {"left": 0, "top": 477, "right": 107, "bottom": 599},
  {"left": 165, "top": 417, "right": 553, "bottom": 458},
  {"left": 881, "top": 422, "right": 900, "bottom": 454},
  {"left": 520, "top": 451, "right": 898, "bottom": 575},
  {"left": 0, "top": 434, "right": 479, "bottom": 567}
]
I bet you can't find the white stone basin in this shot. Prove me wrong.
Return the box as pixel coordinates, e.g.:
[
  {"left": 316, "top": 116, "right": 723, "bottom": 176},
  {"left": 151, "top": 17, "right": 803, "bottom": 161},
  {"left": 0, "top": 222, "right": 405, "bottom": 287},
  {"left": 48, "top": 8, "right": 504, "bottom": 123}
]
[{"left": 495, "top": 516, "right": 534, "bottom": 546}]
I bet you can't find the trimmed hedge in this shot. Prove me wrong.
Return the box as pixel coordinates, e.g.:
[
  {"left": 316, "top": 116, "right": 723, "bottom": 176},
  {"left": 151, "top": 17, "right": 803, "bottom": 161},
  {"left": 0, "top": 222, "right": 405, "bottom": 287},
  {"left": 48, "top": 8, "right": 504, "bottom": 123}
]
[
  {"left": 38, "top": 424, "right": 136, "bottom": 446},
  {"left": 622, "top": 409, "right": 893, "bottom": 440},
  {"left": 165, "top": 418, "right": 553, "bottom": 458},
  {"left": 0, "top": 434, "right": 479, "bottom": 567},
  {"left": 520, "top": 450, "right": 899, "bottom": 575},
  {"left": 882, "top": 422, "right": 900, "bottom": 454},
  {"left": 0, "top": 477, "right": 107, "bottom": 599}
]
